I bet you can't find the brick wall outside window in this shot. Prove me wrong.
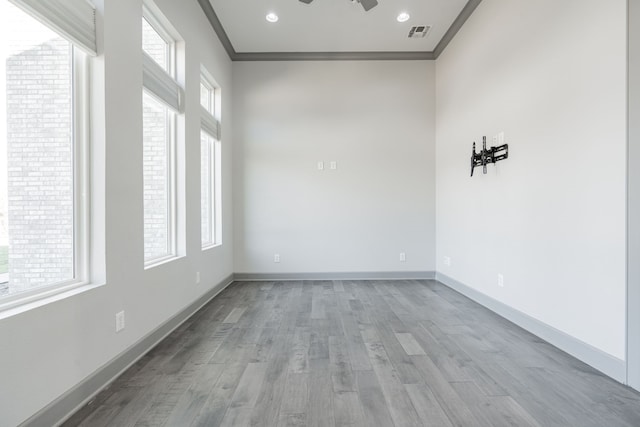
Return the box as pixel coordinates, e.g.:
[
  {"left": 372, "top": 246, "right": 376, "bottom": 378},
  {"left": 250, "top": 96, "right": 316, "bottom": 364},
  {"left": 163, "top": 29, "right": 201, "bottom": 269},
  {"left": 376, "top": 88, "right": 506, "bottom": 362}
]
[{"left": 2, "top": 38, "right": 74, "bottom": 295}]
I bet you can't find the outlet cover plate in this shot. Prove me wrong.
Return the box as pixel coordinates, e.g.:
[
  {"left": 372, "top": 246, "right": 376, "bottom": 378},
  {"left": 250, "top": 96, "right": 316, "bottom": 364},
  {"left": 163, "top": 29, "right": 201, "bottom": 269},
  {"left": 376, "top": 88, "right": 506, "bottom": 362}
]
[{"left": 115, "top": 311, "right": 125, "bottom": 333}]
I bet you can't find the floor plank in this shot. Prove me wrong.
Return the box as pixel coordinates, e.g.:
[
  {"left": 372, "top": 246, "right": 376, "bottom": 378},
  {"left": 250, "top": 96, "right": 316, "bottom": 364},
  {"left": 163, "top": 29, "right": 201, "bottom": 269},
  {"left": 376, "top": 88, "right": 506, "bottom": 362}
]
[
  {"left": 63, "top": 280, "right": 640, "bottom": 427},
  {"left": 395, "top": 332, "right": 426, "bottom": 356}
]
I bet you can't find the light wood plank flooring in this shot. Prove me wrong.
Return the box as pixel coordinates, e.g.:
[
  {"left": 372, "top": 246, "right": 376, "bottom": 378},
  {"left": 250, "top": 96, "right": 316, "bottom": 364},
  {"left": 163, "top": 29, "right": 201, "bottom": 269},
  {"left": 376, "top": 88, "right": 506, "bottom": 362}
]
[{"left": 64, "top": 280, "right": 640, "bottom": 426}]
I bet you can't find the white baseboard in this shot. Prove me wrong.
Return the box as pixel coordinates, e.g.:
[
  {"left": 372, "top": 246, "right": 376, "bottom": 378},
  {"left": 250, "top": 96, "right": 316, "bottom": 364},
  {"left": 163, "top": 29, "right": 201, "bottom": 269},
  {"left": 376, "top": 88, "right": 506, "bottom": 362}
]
[
  {"left": 21, "top": 274, "right": 235, "bottom": 427},
  {"left": 436, "top": 272, "right": 626, "bottom": 383}
]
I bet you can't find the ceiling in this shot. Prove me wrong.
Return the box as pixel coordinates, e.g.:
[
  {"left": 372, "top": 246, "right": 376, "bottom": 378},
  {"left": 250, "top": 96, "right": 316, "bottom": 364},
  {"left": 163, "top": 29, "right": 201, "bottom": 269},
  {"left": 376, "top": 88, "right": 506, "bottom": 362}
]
[{"left": 199, "top": 0, "right": 482, "bottom": 60}]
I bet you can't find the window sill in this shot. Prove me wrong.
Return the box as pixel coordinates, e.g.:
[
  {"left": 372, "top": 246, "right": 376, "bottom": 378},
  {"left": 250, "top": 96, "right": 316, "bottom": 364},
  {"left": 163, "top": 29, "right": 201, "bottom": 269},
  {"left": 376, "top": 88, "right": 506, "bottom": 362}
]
[
  {"left": 202, "top": 243, "right": 222, "bottom": 252},
  {"left": 0, "top": 281, "right": 105, "bottom": 320},
  {"left": 144, "top": 254, "right": 184, "bottom": 270}
]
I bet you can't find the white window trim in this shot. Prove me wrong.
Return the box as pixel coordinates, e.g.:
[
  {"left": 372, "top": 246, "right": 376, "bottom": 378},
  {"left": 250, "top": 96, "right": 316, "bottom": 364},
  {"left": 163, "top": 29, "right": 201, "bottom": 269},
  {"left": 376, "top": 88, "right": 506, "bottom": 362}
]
[
  {"left": 74, "top": 47, "right": 91, "bottom": 285},
  {"left": 0, "top": 46, "right": 91, "bottom": 311},
  {"left": 201, "top": 131, "right": 215, "bottom": 249},
  {"left": 213, "top": 139, "right": 222, "bottom": 246},
  {"left": 168, "top": 106, "right": 177, "bottom": 257}
]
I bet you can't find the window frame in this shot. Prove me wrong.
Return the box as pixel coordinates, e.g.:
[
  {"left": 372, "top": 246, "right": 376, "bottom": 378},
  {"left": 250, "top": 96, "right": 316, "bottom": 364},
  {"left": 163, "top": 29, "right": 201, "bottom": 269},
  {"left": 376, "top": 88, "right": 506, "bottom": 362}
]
[
  {"left": 200, "top": 71, "right": 221, "bottom": 250},
  {"left": 142, "top": 6, "right": 180, "bottom": 268},
  {"left": 200, "top": 131, "right": 218, "bottom": 249},
  {"left": 200, "top": 79, "right": 215, "bottom": 116},
  {"left": 142, "top": 89, "right": 178, "bottom": 267},
  {"left": 142, "top": 8, "right": 175, "bottom": 78},
  {"left": 0, "top": 41, "right": 91, "bottom": 310}
]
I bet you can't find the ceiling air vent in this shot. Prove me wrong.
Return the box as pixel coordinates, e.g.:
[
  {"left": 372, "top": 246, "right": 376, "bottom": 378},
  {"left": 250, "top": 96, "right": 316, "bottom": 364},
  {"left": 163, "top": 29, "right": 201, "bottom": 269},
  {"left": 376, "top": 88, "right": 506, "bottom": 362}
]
[{"left": 408, "top": 25, "right": 431, "bottom": 38}]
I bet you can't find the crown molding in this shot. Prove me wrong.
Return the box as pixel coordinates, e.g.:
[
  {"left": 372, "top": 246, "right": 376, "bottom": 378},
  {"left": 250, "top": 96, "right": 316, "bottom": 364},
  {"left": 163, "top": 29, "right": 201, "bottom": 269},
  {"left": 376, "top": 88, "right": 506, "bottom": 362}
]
[
  {"left": 433, "top": 0, "right": 482, "bottom": 58},
  {"left": 197, "top": 0, "right": 236, "bottom": 58},
  {"left": 233, "top": 51, "right": 435, "bottom": 61}
]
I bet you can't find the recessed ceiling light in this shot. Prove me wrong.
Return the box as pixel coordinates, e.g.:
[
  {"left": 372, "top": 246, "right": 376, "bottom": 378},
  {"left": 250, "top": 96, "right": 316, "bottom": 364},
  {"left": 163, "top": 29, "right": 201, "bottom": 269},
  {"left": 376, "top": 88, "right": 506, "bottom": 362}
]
[
  {"left": 266, "top": 13, "right": 279, "bottom": 23},
  {"left": 397, "top": 12, "right": 410, "bottom": 23}
]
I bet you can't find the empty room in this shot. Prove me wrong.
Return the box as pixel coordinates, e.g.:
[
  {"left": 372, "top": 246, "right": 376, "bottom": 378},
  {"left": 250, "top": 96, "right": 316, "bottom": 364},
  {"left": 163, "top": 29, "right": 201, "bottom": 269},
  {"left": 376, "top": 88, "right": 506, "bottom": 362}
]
[{"left": 1, "top": 0, "right": 640, "bottom": 425}]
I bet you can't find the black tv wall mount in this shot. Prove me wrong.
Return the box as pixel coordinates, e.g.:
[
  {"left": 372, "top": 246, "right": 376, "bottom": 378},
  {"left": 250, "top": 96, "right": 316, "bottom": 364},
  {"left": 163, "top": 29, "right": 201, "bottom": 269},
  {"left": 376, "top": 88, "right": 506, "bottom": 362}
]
[{"left": 470, "top": 136, "right": 509, "bottom": 177}]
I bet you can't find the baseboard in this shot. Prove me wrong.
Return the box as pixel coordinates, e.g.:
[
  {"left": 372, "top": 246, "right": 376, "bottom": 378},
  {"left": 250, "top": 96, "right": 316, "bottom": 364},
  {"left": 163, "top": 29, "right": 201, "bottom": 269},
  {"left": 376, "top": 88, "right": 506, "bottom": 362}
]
[
  {"left": 21, "top": 274, "right": 235, "bottom": 427},
  {"left": 234, "top": 271, "right": 436, "bottom": 281},
  {"left": 435, "top": 272, "right": 627, "bottom": 383}
]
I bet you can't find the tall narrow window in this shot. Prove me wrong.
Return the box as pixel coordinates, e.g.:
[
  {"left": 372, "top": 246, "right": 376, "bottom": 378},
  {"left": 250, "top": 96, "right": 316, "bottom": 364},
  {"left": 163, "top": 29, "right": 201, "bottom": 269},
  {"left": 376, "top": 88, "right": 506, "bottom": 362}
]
[
  {"left": 143, "top": 92, "right": 174, "bottom": 261},
  {"left": 142, "top": 8, "right": 182, "bottom": 265},
  {"left": 200, "top": 72, "right": 221, "bottom": 248},
  {"left": 0, "top": 0, "right": 94, "bottom": 305},
  {"left": 200, "top": 131, "right": 220, "bottom": 247}
]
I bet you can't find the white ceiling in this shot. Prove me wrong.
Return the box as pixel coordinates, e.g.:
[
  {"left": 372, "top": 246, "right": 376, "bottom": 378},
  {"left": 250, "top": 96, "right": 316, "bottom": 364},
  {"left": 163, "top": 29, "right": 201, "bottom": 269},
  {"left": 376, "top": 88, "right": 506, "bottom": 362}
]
[{"left": 208, "top": 0, "right": 469, "bottom": 53}]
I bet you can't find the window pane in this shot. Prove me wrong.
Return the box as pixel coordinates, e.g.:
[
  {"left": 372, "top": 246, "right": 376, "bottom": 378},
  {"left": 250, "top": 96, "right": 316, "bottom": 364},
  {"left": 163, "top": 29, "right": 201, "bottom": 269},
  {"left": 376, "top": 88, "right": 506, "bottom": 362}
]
[
  {"left": 200, "top": 131, "right": 212, "bottom": 246},
  {"left": 143, "top": 92, "right": 172, "bottom": 261},
  {"left": 142, "top": 17, "right": 169, "bottom": 73},
  {"left": 200, "top": 82, "right": 210, "bottom": 112},
  {"left": 0, "top": 2, "right": 75, "bottom": 297}
]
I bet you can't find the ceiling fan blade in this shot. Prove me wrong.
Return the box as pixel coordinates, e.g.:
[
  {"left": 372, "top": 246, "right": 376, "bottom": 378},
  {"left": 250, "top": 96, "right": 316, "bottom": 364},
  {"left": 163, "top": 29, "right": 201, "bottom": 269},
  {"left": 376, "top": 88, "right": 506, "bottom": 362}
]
[
  {"left": 299, "top": 0, "right": 314, "bottom": 3},
  {"left": 359, "top": 0, "right": 378, "bottom": 11}
]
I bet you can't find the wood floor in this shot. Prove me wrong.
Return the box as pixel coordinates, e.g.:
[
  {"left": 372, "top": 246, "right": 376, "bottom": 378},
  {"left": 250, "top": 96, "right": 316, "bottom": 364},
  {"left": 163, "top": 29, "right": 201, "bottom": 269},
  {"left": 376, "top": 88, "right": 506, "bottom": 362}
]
[{"left": 64, "top": 280, "right": 640, "bottom": 427}]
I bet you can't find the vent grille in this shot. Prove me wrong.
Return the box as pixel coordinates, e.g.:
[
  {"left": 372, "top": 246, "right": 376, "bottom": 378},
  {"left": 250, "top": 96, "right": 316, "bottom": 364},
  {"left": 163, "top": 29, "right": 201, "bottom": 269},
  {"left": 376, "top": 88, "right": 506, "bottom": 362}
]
[{"left": 408, "top": 25, "right": 431, "bottom": 38}]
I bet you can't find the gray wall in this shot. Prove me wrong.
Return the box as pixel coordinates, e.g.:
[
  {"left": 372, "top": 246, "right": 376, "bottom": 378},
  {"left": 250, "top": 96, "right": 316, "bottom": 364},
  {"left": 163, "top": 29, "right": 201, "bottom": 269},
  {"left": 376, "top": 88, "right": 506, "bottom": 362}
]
[
  {"left": 232, "top": 60, "right": 436, "bottom": 275},
  {"left": 628, "top": 0, "right": 640, "bottom": 389},
  {"left": 0, "top": 0, "right": 234, "bottom": 425},
  {"left": 435, "top": 0, "right": 628, "bottom": 361}
]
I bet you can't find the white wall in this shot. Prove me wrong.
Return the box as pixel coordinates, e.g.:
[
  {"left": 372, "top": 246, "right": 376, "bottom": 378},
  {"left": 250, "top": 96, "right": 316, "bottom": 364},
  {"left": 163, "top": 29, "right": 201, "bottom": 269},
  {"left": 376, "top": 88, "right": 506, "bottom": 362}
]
[
  {"left": 0, "top": 0, "right": 233, "bottom": 425},
  {"left": 435, "top": 0, "right": 627, "bottom": 360},
  {"left": 232, "top": 61, "right": 435, "bottom": 275}
]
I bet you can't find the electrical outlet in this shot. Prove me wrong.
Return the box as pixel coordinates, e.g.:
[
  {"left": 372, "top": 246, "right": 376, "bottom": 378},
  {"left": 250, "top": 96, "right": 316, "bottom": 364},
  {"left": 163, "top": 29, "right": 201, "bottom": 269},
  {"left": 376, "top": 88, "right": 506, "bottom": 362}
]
[
  {"left": 274, "top": 253, "right": 280, "bottom": 263},
  {"left": 399, "top": 252, "right": 406, "bottom": 262},
  {"left": 330, "top": 161, "right": 337, "bottom": 170},
  {"left": 498, "top": 274, "right": 504, "bottom": 287},
  {"left": 444, "top": 256, "right": 451, "bottom": 266},
  {"left": 115, "top": 311, "right": 125, "bottom": 333},
  {"left": 196, "top": 271, "right": 201, "bottom": 284},
  {"left": 317, "top": 161, "right": 324, "bottom": 171}
]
